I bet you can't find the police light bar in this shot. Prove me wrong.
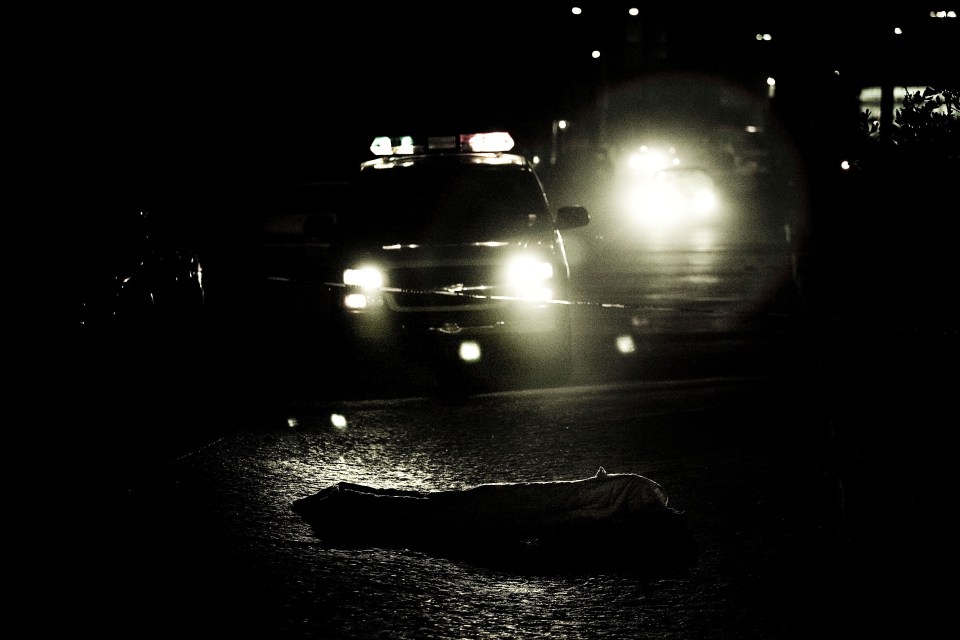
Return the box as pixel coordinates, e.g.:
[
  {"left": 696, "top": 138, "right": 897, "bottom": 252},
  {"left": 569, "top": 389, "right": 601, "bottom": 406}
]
[
  {"left": 370, "top": 135, "right": 417, "bottom": 155},
  {"left": 370, "top": 132, "right": 515, "bottom": 156},
  {"left": 460, "top": 132, "right": 514, "bottom": 152}
]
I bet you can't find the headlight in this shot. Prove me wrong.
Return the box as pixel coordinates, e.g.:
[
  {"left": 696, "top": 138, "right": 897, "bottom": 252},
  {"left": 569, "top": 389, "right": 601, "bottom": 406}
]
[
  {"left": 345, "top": 292, "right": 372, "bottom": 310},
  {"left": 626, "top": 145, "right": 679, "bottom": 175},
  {"left": 506, "top": 255, "right": 553, "bottom": 301},
  {"left": 621, "top": 167, "right": 719, "bottom": 229},
  {"left": 690, "top": 188, "right": 717, "bottom": 217},
  {"left": 343, "top": 266, "right": 384, "bottom": 290}
]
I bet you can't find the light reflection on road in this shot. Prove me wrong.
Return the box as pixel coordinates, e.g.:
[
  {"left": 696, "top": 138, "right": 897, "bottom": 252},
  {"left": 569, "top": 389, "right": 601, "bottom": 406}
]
[{"left": 150, "top": 374, "right": 811, "bottom": 638}]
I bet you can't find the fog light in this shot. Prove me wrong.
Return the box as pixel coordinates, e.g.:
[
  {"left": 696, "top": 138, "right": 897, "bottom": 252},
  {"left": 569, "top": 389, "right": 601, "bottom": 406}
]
[
  {"left": 616, "top": 334, "right": 636, "bottom": 355},
  {"left": 344, "top": 293, "right": 368, "bottom": 310},
  {"left": 459, "top": 340, "right": 482, "bottom": 362}
]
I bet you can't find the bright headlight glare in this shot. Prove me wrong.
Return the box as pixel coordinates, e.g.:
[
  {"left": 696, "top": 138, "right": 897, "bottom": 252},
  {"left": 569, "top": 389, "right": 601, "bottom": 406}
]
[
  {"left": 628, "top": 147, "right": 675, "bottom": 174},
  {"left": 459, "top": 340, "right": 482, "bottom": 362},
  {"left": 343, "top": 267, "right": 384, "bottom": 290},
  {"left": 507, "top": 256, "right": 553, "bottom": 300},
  {"left": 692, "top": 189, "right": 717, "bottom": 214},
  {"left": 507, "top": 256, "right": 553, "bottom": 286},
  {"left": 343, "top": 292, "right": 368, "bottom": 309}
]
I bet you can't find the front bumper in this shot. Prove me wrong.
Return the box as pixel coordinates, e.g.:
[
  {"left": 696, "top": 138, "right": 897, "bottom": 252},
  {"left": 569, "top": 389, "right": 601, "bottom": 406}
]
[{"left": 338, "top": 290, "right": 569, "bottom": 340}]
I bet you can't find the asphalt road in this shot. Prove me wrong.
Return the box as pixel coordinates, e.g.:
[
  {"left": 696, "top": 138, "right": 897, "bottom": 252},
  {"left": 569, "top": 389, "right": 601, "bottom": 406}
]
[
  {"left": 49, "top": 327, "right": 954, "bottom": 639},
  {"left": 44, "top": 234, "right": 956, "bottom": 639}
]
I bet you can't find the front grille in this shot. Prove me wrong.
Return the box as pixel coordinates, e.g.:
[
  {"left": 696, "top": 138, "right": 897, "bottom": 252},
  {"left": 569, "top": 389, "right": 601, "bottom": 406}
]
[
  {"left": 386, "top": 290, "right": 502, "bottom": 311},
  {"left": 386, "top": 265, "right": 503, "bottom": 312},
  {"left": 389, "top": 265, "right": 493, "bottom": 289}
]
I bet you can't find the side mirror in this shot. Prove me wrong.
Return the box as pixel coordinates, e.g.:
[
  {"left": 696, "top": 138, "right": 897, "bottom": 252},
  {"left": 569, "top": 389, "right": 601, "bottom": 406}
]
[{"left": 555, "top": 205, "right": 590, "bottom": 230}]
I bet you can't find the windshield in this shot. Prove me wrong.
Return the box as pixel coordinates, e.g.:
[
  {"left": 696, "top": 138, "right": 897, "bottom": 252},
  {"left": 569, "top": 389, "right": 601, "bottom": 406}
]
[{"left": 341, "top": 161, "right": 552, "bottom": 243}]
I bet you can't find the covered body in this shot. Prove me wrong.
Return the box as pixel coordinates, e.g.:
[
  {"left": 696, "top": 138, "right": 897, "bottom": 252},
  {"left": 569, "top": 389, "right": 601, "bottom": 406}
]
[{"left": 292, "top": 468, "right": 694, "bottom": 571}]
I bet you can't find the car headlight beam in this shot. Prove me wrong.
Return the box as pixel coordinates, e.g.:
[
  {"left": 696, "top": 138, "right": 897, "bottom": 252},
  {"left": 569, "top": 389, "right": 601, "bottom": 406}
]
[
  {"left": 506, "top": 255, "right": 554, "bottom": 301},
  {"left": 343, "top": 266, "right": 385, "bottom": 290}
]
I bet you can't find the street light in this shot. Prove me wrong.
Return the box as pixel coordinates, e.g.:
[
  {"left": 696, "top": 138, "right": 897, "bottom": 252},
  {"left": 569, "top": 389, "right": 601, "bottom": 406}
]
[{"left": 550, "top": 119, "right": 570, "bottom": 166}]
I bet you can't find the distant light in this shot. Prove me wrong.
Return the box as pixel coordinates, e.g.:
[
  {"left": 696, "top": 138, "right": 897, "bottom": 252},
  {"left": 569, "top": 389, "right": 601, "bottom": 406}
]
[
  {"left": 330, "top": 414, "right": 347, "bottom": 429},
  {"left": 766, "top": 77, "right": 776, "bottom": 86},
  {"left": 558, "top": 119, "right": 568, "bottom": 130},
  {"left": 627, "top": 144, "right": 677, "bottom": 174},
  {"left": 840, "top": 160, "right": 852, "bottom": 171},
  {"left": 894, "top": 26, "right": 903, "bottom": 35},
  {"left": 571, "top": 6, "right": 582, "bottom": 15},
  {"left": 628, "top": 7, "right": 639, "bottom": 16},
  {"left": 287, "top": 417, "right": 300, "bottom": 428},
  {"left": 755, "top": 33, "right": 772, "bottom": 41},
  {"left": 930, "top": 10, "right": 956, "bottom": 18},
  {"left": 591, "top": 50, "right": 601, "bottom": 59},
  {"left": 767, "top": 76, "right": 776, "bottom": 99}
]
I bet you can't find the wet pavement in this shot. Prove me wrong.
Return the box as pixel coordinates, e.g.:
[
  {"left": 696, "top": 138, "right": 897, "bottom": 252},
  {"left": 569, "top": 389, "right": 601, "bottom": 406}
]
[
  {"left": 41, "top": 316, "right": 957, "bottom": 638},
  {"left": 43, "top": 219, "right": 958, "bottom": 639}
]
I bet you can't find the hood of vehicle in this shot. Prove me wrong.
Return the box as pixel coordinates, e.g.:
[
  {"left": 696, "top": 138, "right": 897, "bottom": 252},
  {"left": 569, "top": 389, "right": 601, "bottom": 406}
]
[
  {"left": 348, "top": 236, "right": 534, "bottom": 254},
  {"left": 339, "top": 236, "right": 555, "bottom": 269}
]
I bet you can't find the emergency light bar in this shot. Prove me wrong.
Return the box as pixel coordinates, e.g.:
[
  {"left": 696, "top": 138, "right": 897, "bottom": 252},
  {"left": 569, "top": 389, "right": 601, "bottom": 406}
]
[{"left": 370, "top": 132, "right": 515, "bottom": 156}]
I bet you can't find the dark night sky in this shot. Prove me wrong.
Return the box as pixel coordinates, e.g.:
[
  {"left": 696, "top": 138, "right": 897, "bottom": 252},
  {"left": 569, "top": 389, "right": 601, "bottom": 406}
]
[
  {"left": 58, "top": 4, "right": 580, "bottom": 183},
  {"left": 46, "top": 4, "right": 955, "bottom": 195}
]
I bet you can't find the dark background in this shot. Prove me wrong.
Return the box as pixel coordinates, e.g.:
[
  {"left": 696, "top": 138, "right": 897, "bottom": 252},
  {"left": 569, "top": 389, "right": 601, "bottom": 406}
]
[
  {"left": 49, "top": 4, "right": 955, "bottom": 186},
  {"left": 43, "top": 3, "right": 957, "bottom": 295},
  {"left": 39, "top": 9, "right": 958, "bottom": 636}
]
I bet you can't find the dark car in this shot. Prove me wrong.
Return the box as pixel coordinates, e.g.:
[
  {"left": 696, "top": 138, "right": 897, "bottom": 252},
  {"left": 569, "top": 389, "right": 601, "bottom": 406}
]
[
  {"left": 72, "top": 207, "right": 205, "bottom": 339},
  {"left": 260, "top": 132, "right": 589, "bottom": 384}
]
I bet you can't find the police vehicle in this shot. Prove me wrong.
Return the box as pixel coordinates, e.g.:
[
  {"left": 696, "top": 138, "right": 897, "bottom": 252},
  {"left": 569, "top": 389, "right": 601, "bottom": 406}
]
[{"left": 267, "top": 131, "right": 589, "bottom": 383}]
